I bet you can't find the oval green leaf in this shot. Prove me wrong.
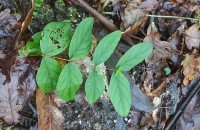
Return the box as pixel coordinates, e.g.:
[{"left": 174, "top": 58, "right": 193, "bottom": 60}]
[
  {"left": 40, "top": 20, "right": 71, "bottom": 56},
  {"left": 85, "top": 68, "right": 105, "bottom": 104},
  {"left": 36, "top": 57, "right": 62, "bottom": 93},
  {"left": 57, "top": 62, "right": 83, "bottom": 101},
  {"left": 109, "top": 71, "right": 131, "bottom": 116},
  {"left": 69, "top": 17, "right": 94, "bottom": 60},
  {"left": 92, "top": 31, "right": 121, "bottom": 65},
  {"left": 116, "top": 42, "right": 153, "bottom": 72}
]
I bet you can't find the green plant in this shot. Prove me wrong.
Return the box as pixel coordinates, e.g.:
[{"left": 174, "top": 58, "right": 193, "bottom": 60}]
[{"left": 19, "top": 17, "right": 153, "bottom": 116}]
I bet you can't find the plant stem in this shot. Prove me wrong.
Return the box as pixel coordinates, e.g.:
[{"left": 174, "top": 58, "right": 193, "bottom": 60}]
[
  {"left": 102, "top": 12, "right": 116, "bottom": 15},
  {"left": 51, "top": 56, "right": 70, "bottom": 62},
  {"left": 147, "top": 15, "right": 199, "bottom": 21}
]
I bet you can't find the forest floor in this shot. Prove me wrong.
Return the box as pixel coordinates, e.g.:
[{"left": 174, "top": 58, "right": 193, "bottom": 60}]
[{"left": 0, "top": 0, "right": 200, "bottom": 130}]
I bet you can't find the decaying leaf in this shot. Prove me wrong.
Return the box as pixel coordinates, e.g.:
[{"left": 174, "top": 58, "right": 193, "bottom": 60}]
[
  {"left": 181, "top": 50, "right": 200, "bottom": 85},
  {"left": 144, "top": 23, "right": 178, "bottom": 64},
  {"left": 148, "top": 80, "right": 167, "bottom": 97},
  {"left": 130, "top": 79, "right": 154, "bottom": 113},
  {"left": 139, "top": 0, "right": 159, "bottom": 11},
  {"left": 120, "top": 1, "right": 147, "bottom": 30},
  {"left": 36, "top": 88, "right": 64, "bottom": 130},
  {"left": 165, "top": 78, "right": 179, "bottom": 115},
  {"left": 0, "top": 9, "right": 21, "bottom": 36},
  {"left": 143, "top": 23, "right": 178, "bottom": 90},
  {"left": 0, "top": 8, "right": 21, "bottom": 81},
  {"left": 123, "top": 16, "right": 148, "bottom": 35},
  {"left": 185, "top": 24, "right": 200, "bottom": 50},
  {"left": 0, "top": 57, "right": 36, "bottom": 125}
]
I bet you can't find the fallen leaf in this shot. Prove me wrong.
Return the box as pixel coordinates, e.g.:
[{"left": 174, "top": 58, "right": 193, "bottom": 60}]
[
  {"left": 36, "top": 88, "right": 64, "bottom": 130},
  {"left": 0, "top": 9, "right": 21, "bottom": 36},
  {"left": 143, "top": 23, "right": 178, "bottom": 90},
  {"left": 185, "top": 24, "right": 200, "bottom": 50},
  {"left": 148, "top": 80, "right": 167, "bottom": 97},
  {"left": 125, "top": 73, "right": 154, "bottom": 113},
  {"left": 181, "top": 50, "right": 200, "bottom": 85},
  {"left": 139, "top": 0, "right": 159, "bottom": 11},
  {"left": 144, "top": 23, "right": 178, "bottom": 64},
  {"left": 0, "top": 8, "right": 21, "bottom": 81},
  {"left": 123, "top": 16, "right": 148, "bottom": 35},
  {"left": 0, "top": 57, "right": 36, "bottom": 125},
  {"left": 120, "top": 2, "right": 147, "bottom": 30}
]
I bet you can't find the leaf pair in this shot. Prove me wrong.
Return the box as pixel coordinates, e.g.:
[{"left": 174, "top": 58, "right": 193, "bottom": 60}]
[
  {"left": 85, "top": 31, "right": 121, "bottom": 104},
  {"left": 109, "top": 42, "right": 153, "bottom": 116},
  {"left": 83, "top": 29, "right": 153, "bottom": 117},
  {"left": 56, "top": 17, "right": 94, "bottom": 101},
  {"left": 36, "top": 17, "right": 94, "bottom": 100},
  {"left": 36, "top": 20, "right": 72, "bottom": 93}
]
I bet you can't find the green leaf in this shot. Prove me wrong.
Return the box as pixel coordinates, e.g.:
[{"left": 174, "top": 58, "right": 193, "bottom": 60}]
[
  {"left": 18, "top": 32, "right": 42, "bottom": 57},
  {"left": 164, "top": 67, "right": 171, "bottom": 75},
  {"left": 69, "top": 17, "right": 94, "bottom": 60},
  {"left": 36, "top": 57, "right": 62, "bottom": 93},
  {"left": 109, "top": 71, "right": 131, "bottom": 116},
  {"left": 57, "top": 62, "right": 83, "bottom": 101},
  {"left": 85, "top": 68, "right": 105, "bottom": 103},
  {"left": 116, "top": 42, "right": 153, "bottom": 72},
  {"left": 92, "top": 31, "right": 121, "bottom": 65},
  {"left": 40, "top": 21, "right": 71, "bottom": 56}
]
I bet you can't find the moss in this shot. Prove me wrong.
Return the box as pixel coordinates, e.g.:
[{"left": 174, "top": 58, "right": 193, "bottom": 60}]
[
  {"left": 30, "top": 4, "right": 54, "bottom": 32},
  {"left": 30, "top": 0, "right": 89, "bottom": 33}
]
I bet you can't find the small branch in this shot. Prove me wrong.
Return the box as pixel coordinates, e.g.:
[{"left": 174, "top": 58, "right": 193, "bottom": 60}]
[{"left": 147, "top": 15, "right": 199, "bottom": 21}]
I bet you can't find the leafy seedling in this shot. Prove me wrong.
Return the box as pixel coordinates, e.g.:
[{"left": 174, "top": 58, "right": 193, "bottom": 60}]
[
  {"left": 19, "top": 17, "right": 153, "bottom": 117},
  {"left": 85, "top": 30, "right": 121, "bottom": 103},
  {"left": 109, "top": 42, "right": 153, "bottom": 116}
]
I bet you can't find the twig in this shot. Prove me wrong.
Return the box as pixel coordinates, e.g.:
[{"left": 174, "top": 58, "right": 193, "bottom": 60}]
[
  {"left": 15, "top": 0, "right": 35, "bottom": 49},
  {"left": 163, "top": 76, "right": 200, "bottom": 130},
  {"left": 28, "top": 103, "right": 38, "bottom": 116},
  {"left": 72, "top": 0, "right": 134, "bottom": 46},
  {"left": 147, "top": 15, "right": 199, "bottom": 21}
]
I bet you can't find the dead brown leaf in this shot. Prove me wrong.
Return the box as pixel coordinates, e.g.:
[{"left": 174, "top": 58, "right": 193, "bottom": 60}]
[
  {"left": 143, "top": 23, "right": 178, "bottom": 91},
  {"left": 0, "top": 8, "right": 21, "bottom": 81},
  {"left": 36, "top": 88, "right": 64, "bottom": 130},
  {"left": 148, "top": 80, "right": 167, "bottom": 97},
  {"left": 0, "top": 7, "right": 35, "bottom": 125},
  {"left": 139, "top": 0, "right": 158, "bottom": 11},
  {"left": 0, "top": 9, "right": 21, "bottom": 38},
  {"left": 185, "top": 24, "right": 200, "bottom": 50},
  {"left": 120, "top": 1, "right": 147, "bottom": 30},
  {"left": 181, "top": 50, "right": 200, "bottom": 85},
  {"left": 145, "top": 22, "right": 178, "bottom": 64},
  {"left": 0, "top": 58, "right": 36, "bottom": 125},
  {"left": 123, "top": 16, "right": 148, "bottom": 35}
]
